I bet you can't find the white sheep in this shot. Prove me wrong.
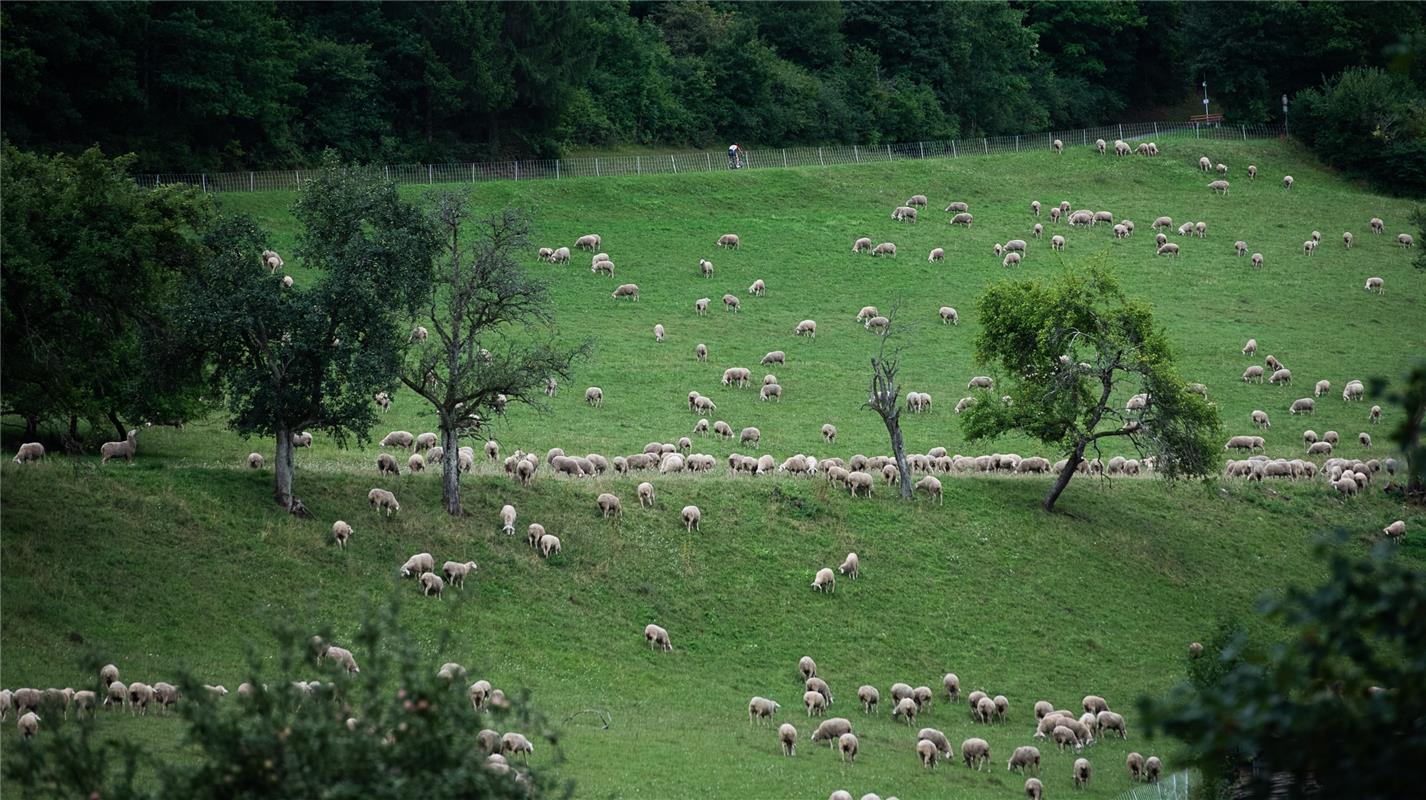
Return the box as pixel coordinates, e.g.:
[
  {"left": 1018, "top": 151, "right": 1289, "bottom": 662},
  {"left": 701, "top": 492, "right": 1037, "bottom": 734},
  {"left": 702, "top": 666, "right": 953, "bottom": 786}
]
[
  {"left": 419, "top": 572, "right": 445, "bottom": 597},
  {"left": 585, "top": 387, "right": 604, "bottom": 406},
  {"left": 12, "top": 442, "right": 44, "bottom": 464},
  {"left": 1384, "top": 520, "right": 1406, "bottom": 540},
  {"left": 1051, "top": 234, "right": 1065, "bottom": 251},
  {"left": 18, "top": 711, "right": 39, "bottom": 738},
  {"left": 644, "top": 623, "right": 673, "bottom": 651},
  {"left": 1283, "top": 175, "right": 1294, "bottom": 189},
  {"left": 871, "top": 242, "right": 897, "bottom": 256},
  {"left": 853, "top": 237, "right": 873, "bottom": 253},
  {"left": 1400, "top": 233, "right": 1415, "bottom": 248},
  {"left": 407, "top": 453, "right": 425, "bottom": 473},
  {"left": 611, "top": 283, "right": 639, "bottom": 300},
  {"left": 368, "top": 488, "right": 400, "bottom": 516},
  {"left": 812, "top": 567, "right": 837, "bottom": 593},
  {"left": 928, "top": 247, "right": 945, "bottom": 262},
  {"left": 100, "top": 429, "right": 139, "bottom": 465},
  {"left": 597, "top": 492, "right": 623, "bottom": 518},
  {"left": 1074, "top": 757, "right": 1093, "bottom": 788},
  {"left": 538, "top": 534, "right": 562, "bottom": 557},
  {"left": 962, "top": 737, "right": 991, "bottom": 770},
  {"left": 331, "top": 520, "right": 352, "bottom": 548},
  {"left": 443, "top": 560, "right": 478, "bottom": 587},
  {"left": 717, "top": 234, "right": 740, "bottom": 248},
  {"left": 500, "top": 504, "right": 517, "bottom": 535},
  {"left": 682, "top": 505, "right": 701, "bottom": 532},
  {"left": 1365, "top": 276, "right": 1384, "bottom": 294}
]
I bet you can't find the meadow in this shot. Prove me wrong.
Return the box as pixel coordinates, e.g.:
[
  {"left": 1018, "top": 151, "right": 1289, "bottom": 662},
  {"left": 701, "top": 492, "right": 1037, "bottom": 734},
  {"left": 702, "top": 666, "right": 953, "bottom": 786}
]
[{"left": 2, "top": 136, "right": 1423, "bottom": 799}]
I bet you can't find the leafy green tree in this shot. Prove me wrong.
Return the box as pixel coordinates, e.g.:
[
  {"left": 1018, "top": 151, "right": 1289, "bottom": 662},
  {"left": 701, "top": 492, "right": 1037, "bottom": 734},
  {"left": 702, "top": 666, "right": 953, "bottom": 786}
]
[
  {"left": 1292, "top": 67, "right": 1426, "bottom": 197},
  {"left": 402, "top": 195, "right": 588, "bottom": 516},
  {"left": 961, "top": 266, "right": 1221, "bottom": 511},
  {"left": 1371, "top": 359, "right": 1426, "bottom": 502},
  {"left": 181, "top": 156, "right": 436, "bottom": 513},
  {"left": 4, "top": 599, "right": 563, "bottom": 799},
  {"left": 0, "top": 144, "right": 213, "bottom": 446},
  {"left": 1142, "top": 536, "right": 1426, "bottom": 799},
  {"left": 863, "top": 308, "right": 913, "bottom": 500}
]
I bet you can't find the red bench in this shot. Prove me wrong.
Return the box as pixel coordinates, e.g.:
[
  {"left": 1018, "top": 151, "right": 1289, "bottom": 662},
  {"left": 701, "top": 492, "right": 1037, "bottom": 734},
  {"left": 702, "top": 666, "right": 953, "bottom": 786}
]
[{"left": 1189, "top": 113, "right": 1224, "bottom": 124}]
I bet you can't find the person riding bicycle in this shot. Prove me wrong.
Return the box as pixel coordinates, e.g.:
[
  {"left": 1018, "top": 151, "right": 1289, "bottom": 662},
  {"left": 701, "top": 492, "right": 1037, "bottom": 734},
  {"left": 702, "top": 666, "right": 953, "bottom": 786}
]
[{"left": 728, "top": 143, "right": 743, "bottom": 169}]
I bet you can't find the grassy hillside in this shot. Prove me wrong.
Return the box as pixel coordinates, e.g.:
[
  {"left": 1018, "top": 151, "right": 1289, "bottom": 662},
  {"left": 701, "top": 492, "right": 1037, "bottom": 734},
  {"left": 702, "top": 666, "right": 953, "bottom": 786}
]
[
  {"left": 3, "top": 137, "right": 1424, "bottom": 798},
  {"left": 1, "top": 463, "right": 1420, "bottom": 798}
]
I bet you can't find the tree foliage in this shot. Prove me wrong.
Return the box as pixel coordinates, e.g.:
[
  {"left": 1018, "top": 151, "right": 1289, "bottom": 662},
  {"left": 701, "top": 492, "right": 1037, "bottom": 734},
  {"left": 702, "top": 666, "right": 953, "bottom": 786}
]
[
  {"left": 1292, "top": 67, "right": 1426, "bottom": 197},
  {"left": 1142, "top": 536, "right": 1426, "bottom": 799},
  {"left": 961, "top": 266, "right": 1221, "bottom": 511},
  {"left": 0, "top": 144, "right": 214, "bottom": 445},
  {"left": 402, "top": 196, "right": 589, "bottom": 516},
  {"left": 181, "top": 155, "right": 436, "bottom": 511},
  {"left": 6, "top": 2, "right": 1420, "bottom": 168},
  {"left": 4, "top": 599, "right": 562, "bottom": 799},
  {"left": 863, "top": 308, "right": 913, "bottom": 501}
]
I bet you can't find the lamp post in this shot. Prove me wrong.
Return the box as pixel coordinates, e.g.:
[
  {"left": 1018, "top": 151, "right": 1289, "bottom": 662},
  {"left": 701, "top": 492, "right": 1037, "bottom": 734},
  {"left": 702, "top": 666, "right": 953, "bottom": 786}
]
[
  {"left": 1202, "top": 80, "right": 1211, "bottom": 122},
  {"left": 1282, "top": 94, "right": 1290, "bottom": 137}
]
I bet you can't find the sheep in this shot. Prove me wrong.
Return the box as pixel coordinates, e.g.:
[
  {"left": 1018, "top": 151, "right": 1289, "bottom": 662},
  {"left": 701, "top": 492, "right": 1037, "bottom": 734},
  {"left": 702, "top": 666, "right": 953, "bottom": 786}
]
[
  {"left": 822, "top": 423, "right": 838, "bottom": 444},
  {"left": 611, "top": 283, "right": 639, "bottom": 301},
  {"left": 891, "top": 205, "right": 918, "bottom": 223},
  {"left": 950, "top": 212, "right": 974, "bottom": 227},
  {"left": 1008, "top": 745, "right": 1041, "bottom": 774},
  {"left": 1343, "top": 381, "right": 1365, "bottom": 401},
  {"left": 1114, "top": 139, "right": 1131, "bottom": 156},
  {"left": 1097, "top": 710, "right": 1127, "bottom": 739},
  {"left": 846, "top": 471, "right": 874, "bottom": 497},
  {"left": 722, "top": 293, "right": 742, "bottom": 312},
  {"left": 1069, "top": 210, "right": 1095, "bottom": 227},
  {"left": 1145, "top": 756, "right": 1163, "bottom": 782},
  {"left": 128, "top": 682, "right": 154, "bottom": 715},
  {"left": 1096, "top": 138, "right": 1107, "bottom": 154},
  {"left": 1291, "top": 397, "right": 1316, "bottom": 415},
  {"left": 907, "top": 194, "right": 929, "bottom": 208},
  {"left": 834, "top": 732, "right": 859, "bottom": 763},
  {"left": 893, "top": 697, "right": 919, "bottom": 725},
  {"left": 714, "top": 233, "right": 742, "bottom": 249},
  {"left": 1177, "top": 222, "right": 1193, "bottom": 237},
  {"left": 915, "top": 475, "right": 943, "bottom": 504},
  {"left": 1243, "top": 365, "right": 1265, "bottom": 383},
  {"left": 262, "top": 250, "right": 284, "bottom": 272},
  {"left": 1217, "top": 162, "right": 1228, "bottom": 175},
  {"left": 596, "top": 492, "right": 623, "bottom": 519},
  {"left": 812, "top": 567, "right": 837, "bottom": 593},
  {"left": 1371, "top": 405, "right": 1382, "bottom": 424},
  {"left": 778, "top": 722, "right": 798, "bottom": 755},
  {"left": 1283, "top": 175, "right": 1294, "bottom": 189},
  {"left": 747, "top": 696, "right": 781, "bottom": 725},
  {"left": 1093, "top": 211, "right": 1115, "bottom": 226},
  {"left": 644, "top": 623, "right": 673, "bottom": 652},
  {"left": 1251, "top": 409, "right": 1271, "bottom": 430},
  {"left": 865, "top": 315, "right": 890, "bottom": 333},
  {"left": 100, "top": 428, "right": 139, "bottom": 465},
  {"left": 103, "top": 682, "right": 127, "bottom": 711},
  {"left": 762, "top": 350, "right": 786, "bottom": 366},
  {"left": 496, "top": 503, "right": 517, "bottom": 535},
  {"left": 871, "top": 242, "right": 897, "bottom": 257},
  {"left": 1384, "top": 519, "right": 1406, "bottom": 540},
  {"left": 443, "top": 560, "right": 478, "bottom": 587},
  {"left": 1199, "top": 155, "right": 1212, "bottom": 171},
  {"left": 853, "top": 237, "right": 873, "bottom": 253},
  {"left": 1400, "top": 233, "right": 1415, "bottom": 248},
  {"left": 1308, "top": 441, "right": 1334, "bottom": 456},
  {"left": 368, "top": 488, "right": 400, "bottom": 516},
  {"left": 418, "top": 571, "right": 445, "bottom": 598},
  {"left": 699, "top": 258, "right": 714, "bottom": 278},
  {"left": 1074, "top": 757, "right": 1093, "bottom": 788},
  {"left": 1359, "top": 432, "right": 1372, "bottom": 448},
  {"left": 12, "top": 442, "right": 44, "bottom": 464},
  {"left": 928, "top": 247, "right": 945, "bottom": 262},
  {"left": 1113, "top": 223, "right": 1128, "bottom": 238},
  {"left": 962, "top": 737, "right": 991, "bottom": 770},
  {"left": 811, "top": 718, "right": 852, "bottom": 747},
  {"left": 798, "top": 655, "right": 818, "bottom": 680},
  {"left": 501, "top": 732, "right": 534, "bottom": 763},
  {"left": 805, "top": 690, "right": 828, "bottom": 716},
  {"left": 1025, "top": 777, "right": 1044, "bottom": 800},
  {"left": 1050, "top": 234, "right": 1065, "bottom": 251},
  {"left": 858, "top": 685, "right": 880, "bottom": 714},
  {"left": 549, "top": 246, "right": 571, "bottom": 264},
  {"left": 17, "top": 711, "right": 40, "bottom": 738},
  {"left": 400, "top": 552, "right": 434, "bottom": 579},
  {"left": 584, "top": 386, "right": 604, "bottom": 407},
  {"left": 1325, "top": 430, "right": 1340, "bottom": 444},
  {"left": 1342, "top": 230, "right": 1354, "bottom": 249},
  {"left": 1365, "top": 276, "right": 1384, "bottom": 294},
  {"left": 740, "top": 427, "right": 761, "bottom": 447},
  {"left": 1157, "top": 243, "right": 1180, "bottom": 257},
  {"left": 713, "top": 421, "right": 734, "bottom": 439},
  {"left": 1303, "top": 239, "right": 1317, "bottom": 255},
  {"left": 1269, "top": 368, "right": 1292, "bottom": 386},
  {"left": 1371, "top": 217, "right": 1385, "bottom": 234},
  {"left": 857, "top": 305, "right": 880, "bottom": 323},
  {"left": 839, "top": 552, "right": 860, "bottom": 579},
  {"left": 376, "top": 453, "right": 400, "bottom": 476},
  {"left": 945, "top": 201, "right": 970, "bottom": 213},
  {"left": 681, "top": 505, "right": 701, "bottom": 532}
]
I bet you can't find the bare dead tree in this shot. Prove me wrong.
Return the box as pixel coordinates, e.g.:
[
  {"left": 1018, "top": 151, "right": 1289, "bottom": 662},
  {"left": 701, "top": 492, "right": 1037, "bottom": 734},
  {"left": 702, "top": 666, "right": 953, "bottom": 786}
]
[{"left": 864, "top": 307, "right": 913, "bottom": 500}]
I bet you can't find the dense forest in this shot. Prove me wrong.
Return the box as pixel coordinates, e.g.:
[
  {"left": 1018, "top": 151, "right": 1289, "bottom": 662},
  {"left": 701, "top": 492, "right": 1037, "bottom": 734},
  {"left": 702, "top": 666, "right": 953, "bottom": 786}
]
[{"left": 3, "top": 1, "right": 1423, "bottom": 173}]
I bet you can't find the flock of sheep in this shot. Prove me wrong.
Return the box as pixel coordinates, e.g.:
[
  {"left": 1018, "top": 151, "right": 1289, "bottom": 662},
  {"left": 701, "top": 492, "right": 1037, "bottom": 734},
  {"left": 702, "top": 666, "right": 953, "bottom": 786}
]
[{"left": 741, "top": 654, "right": 1168, "bottom": 799}]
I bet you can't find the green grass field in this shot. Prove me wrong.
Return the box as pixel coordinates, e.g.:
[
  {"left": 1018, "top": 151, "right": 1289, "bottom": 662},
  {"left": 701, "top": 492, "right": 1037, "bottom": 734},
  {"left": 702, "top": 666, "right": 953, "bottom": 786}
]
[{"left": 3, "top": 137, "right": 1424, "bottom": 799}]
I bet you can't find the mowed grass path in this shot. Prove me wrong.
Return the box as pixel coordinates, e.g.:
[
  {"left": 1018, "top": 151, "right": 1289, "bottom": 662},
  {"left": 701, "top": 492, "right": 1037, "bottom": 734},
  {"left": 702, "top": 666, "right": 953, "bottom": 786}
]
[{"left": 3, "top": 139, "right": 1424, "bottom": 799}]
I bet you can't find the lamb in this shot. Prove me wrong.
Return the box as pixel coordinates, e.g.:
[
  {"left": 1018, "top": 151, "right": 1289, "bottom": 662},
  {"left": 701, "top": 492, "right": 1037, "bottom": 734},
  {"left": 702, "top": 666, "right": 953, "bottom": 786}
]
[
  {"left": 1008, "top": 745, "right": 1041, "bottom": 773},
  {"left": 1114, "top": 139, "right": 1131, "bottom": 156},
  {"left": 893, "top": 697, "right": 918, "bottom": 725},
  {"left": 501, "top": 732, "right": 534, "bottom": 762},
  {"left": 1157, "top": 243, "right": 1180, "bottom": 257},
  {"left": 871, "top": 242, "right": 897, "bottom": 256},
  {"left": 1096, "top": 138, "right": 1107, "bottom": 154},
  {"left": 918, "top": 737, "right": 940, "bottom": 769},
  {"left": 585, "top": 386, "right": 604, "bottom": 406},
  {"left": 915, "top": 475, "right": 943, "bottom": 504},
  {"left": 865, "top": 315, "right": 889, "bottom": 332},
  {"left": 699, "top": 259, "right": 714, "bottom": 278},
  {"left": 644, "top": 623, "right": 673, "bottom": 652},
  {"left": 1217, "top": 162, "right": 1228, "bottom": 175},
  {"left": 597, "top": 492, "right": 623, "bottom": 518},
  {"left": 18, "top": 711, "right": 39, "bottom": 738},
  {"left": 695, "top": 298, "right": 710, "bottom": 316},
  {"left": 1365, "top": 276, "right": 1383, "bottom": 294},
  {"left": 769, "top": 722, "right": 796, "bottom": 758},
  {"left": 717, "top": 233, "right": 741, "bottom": 248},
  {"left": 611, "top": 283, "right": 639, "bottom": 300},
  {"left": 853, "top": 237, "right": 873, "bottom": 253},
  {"left": 1384, "top": 520, "right": 1406, "bottom": 540},
  {"left": 723, "top": 294, "right": 742, "bottom": 311},
  {"left": 812, "top": 567, "right": 837, "bottom": 593},
  {"left": 443, "top": 560, "right": 478, "bottom": 587},
  {"left": 1199, "top": 155, "right": 1212, "bottom": 171},
  {"left": 950, "top": 212, "right": 974, "bottom": 227},
  {"left": 811, "top": 718, "right": 852, "bottom": 747},
  {"left": 928, "top": 247, "right": 945, "bottom": 262},
  {"left": 12, "top": 442, "right": 44, "bottom": 464},
  {"left": 681, "top": 505, "right": 701, "bottom": 532},
  {"left": 799, "top": 655, "right": 818, "bottom": 680},
  {"left": 858, "top": 685, "right": 880, "bottom": 713},
  {"left": 1371, "top": 405, "right": 1382, "bottom": 424},
  {"left": 100, "top": 429, "right": 139, "bottom": 465},
  {"left": 499, "top": 503, "right": 517, "bottom": 535},
  {"left": 1359, "top": 432, "right": 1372, "bottom": 448},
  {"left": 1291, "top": 397, "right": 1315, "bottom": 415},
  {"left": 418, "top": 571, "right": 445, "bottom": 597},
  {"left": 1145, "top": 756, "right": 1163, "bottom": 782},
  {"left": 1303, "top": 239, "right": 1317, "bottom": 255},
  {"left": 368, "top": 488, "right": 400, "bottom": 516},
  {"left": 1074, "top": 757, "right": 1093, "bottom": 788},
  {"left": 1283, "top": 175, "right": 1294, "bottom": 189},
  {"left": 961, "top": 738, "right": 991, "bottom": 770},
  {"left": 1343, "top": 231, "right": 1354, "bottom": 249}
]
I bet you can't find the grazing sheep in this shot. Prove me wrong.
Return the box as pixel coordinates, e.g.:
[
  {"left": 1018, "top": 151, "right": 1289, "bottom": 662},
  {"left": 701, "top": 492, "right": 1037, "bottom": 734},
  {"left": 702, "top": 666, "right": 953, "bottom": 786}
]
[
  {"left": 893, "top": 697, "right": 918, "bottom": 725},
  {"left": 942, "top": 673, "right": 961, "bottom": 703},
  {"left": 1370, "top": 217, "right": 1384, "bottom": 234},
  {"left": 245, "top": 452, "right": 264, "bottom": 470},
  {"left": 918, "top": 737, "right": 940, "bottom": 769},
  {"left": 1400, "top": 233, "right": 1415, "bottom": 248},
  {"left": 18, "top": 711, "right": 40, "bottom": 738},
  {"left": 695, "top": 297, "right": 710, "bottom": 316},
  {"left": 501, "top": 732, "right": 535, "bottom": 762},
  {"left": 928, "top": 247, "right": 945, "bottom": 262},
  {"left": 779, "top": 723, "right": 797, "bottom": 755},
  {"left": 1343, "top": 381, "right": 1365, "bottom": 401},
  {"left": 1383, "top": 520, "right": 1406, "bottom": 540},
  {"left": 1199, "top": 156, "right": 1211, "bottom": 171},
  {"left": 1097, "top": 710, "right": 1127, "bottom": 739},
  {"left": 892, "top": 205, "right": 918, "bottom": 223},
  {"left": 1283, "top": 175, "right": 1294, "bottom": 189},
  {"left": 549, "top": 246, "right": 571, "bottom": 264},
  {"left": 822, "top": 423, "right": 838, "bottom": 444},
  {"left": 1365, "top": 276, "right": 1384, "bottom": 294},
  {"left": 812, "top": 567, "right": 837, "bottom": 593},
  {"left": 1052, "top": 724, "right": 1080, "bottom": 751},
  {"left": 962, "top": 738, "right": 991, "bottom": 770},
  {"left": 853, "top": 237, "right": 873, "bottom": 253},
  {"left": 1359, "top": 432, "right": 1372, "bottom": 448},
  {"left": 537, "top": 534, "right": 561, "bottom": 558},
  {"left": 644, "top": 623, "right": 673, "bottom": 652},
  {"left": 575, "top": 234, "right": 602, "bottom": 251},
  {"left": 740, "top": 427, "right": 761, "bottom": 447},
  {"left": 611, "top": 283, "right": 639, "bottom": 301},
  {"left": 100, "top": 429, "right": 139, "bottom": 465},
  {"left": 762, "top": 350, "right": 786, "bottom": 366},
  {"left": 865, "top": 315, "right": 890, "bottom": 333},
  {"left": 1051, "top": 234, "right": 1065, "bottom": 251},
  {"left": 811, "top": 717, "right": 853, "bottom": 748},
  {"left": 723, "top": 294, "right": 742, "bottom": 311},
  {"left": 368, "top": 488, "right": 400, "bottom": 516},
  {"left": 838, "top": 732, "right": 860, "bottom": 762},
  {"left": 1194, "top": 221, "right": 1207, "bottom": 238},
  {"left": 858, "top": 685, "right": 880, "bottom": 714},
  {"left": 939, "top": 306, "right": 959, "bottom": 325},
  {"left": 584, "top": 387, "right": 604, "bottom": 407},
  {"left": 1308, "top": 441, "right": 1334, "bottom": 456},
  {"left": 950, "top": 212, "right": 974, "bottom": 227},
  {"left": 945, "top": 201, "right": 970, "bottom": 213},
  {"left": 1343, "top": 231, "right": 1354, "bottom": 249},
  {"left": 1291, "top": 397, "right": 1315, "bottom": 415},
  {"left": 1009, "top": 745, "right": 1041, "bottom": 774},
  {"left": 1209, "top": 180, "right": 1229, "bottom": 195},
  {"left": 1269, "top": 368, "right": 1292, "bottom": 386},
  {"left": 1370, "top": 405, "right": 1382, "bottom": 424},
  {"left": 907, "top": 194, "right": 928, "bottom": 207},
  {"left": 1157, "top": 243, "right": 1180, "bottom": 257},
  {"left": 376, "top": 453, "right": 400, "bottom": 476},
  {"left": 681, "top": 505, "right": 701, "bottom": 532},
  {"left": 1114, "top": 139, "right": 1131, "bottom": 156},
  {"left": 597, "top": 492, "right": 623, "bottom": 518},
  {"left": 331, "top": 520, "right": 352, "bottom": 548},
  {"left": 1096, "top": 138, "right": 1107, "bottom": 154},
  {"left": 1002, "top": 251, "right": 1022, "bottom": 268},
  {"left": 1074, "top": 757, "right": 1092, "bottom": 788},
  {"left": 12, "top": 442, "right": 44, "bottom": 464},
  {"left": 871, "top": 242, "right": 897, "bottom": 256},
  {"left": 717, "top": 234, "right": 741, "bottom": 248},
  {"left": 1243, "top": 365, "right": 1265, "bottom": 383},
  {"left": 915, "top": 475, "right": 943, "bottom": 504},
  {"left": 1325, "top": 430, "right": 1340, "bottom": 444},
  {"left": 262, "top": 250, "right": 284, "bottom": 272},
  {"left": 1251, "top": 409, "right": 1271, "bottom": 429},
  {"left": 1217, "top": 163, "right": 1228, "bottom": 175},
  {"left": 973, "top": 696, "right": 996, "bottom": 724},
  {"left": 1126, "top": 751, "right": 1147, "bottom": 781},
  {"left": 805, "top": 690, "right": 828, "bottom": 716},
  {"left": 419, "top": 572, "right": 445, "bottom": 597},
  {"left": 1025, "top": 777, "right": 1044, "bottom": 800},
  {"left": 838, "top": 552, "right": 860, "bottom": 579},
  {"left": 443, "top": 560, "right": 479, "bottom": 587},
  {"left": 1146, "top": 756, "right": 1163, "bottom": 782}
]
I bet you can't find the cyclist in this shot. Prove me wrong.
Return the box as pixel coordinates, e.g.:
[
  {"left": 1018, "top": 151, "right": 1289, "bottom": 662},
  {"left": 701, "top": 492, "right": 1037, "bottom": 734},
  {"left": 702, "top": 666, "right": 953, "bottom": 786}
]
[{"left": 727, "top": 143, "right": 743, "bottom": 169}]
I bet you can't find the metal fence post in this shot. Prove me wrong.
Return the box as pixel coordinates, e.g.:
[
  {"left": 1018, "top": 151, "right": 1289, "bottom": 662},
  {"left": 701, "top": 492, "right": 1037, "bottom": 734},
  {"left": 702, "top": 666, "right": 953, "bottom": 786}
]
[
  {"left": 1154, "top": 122, "right": 1159, "bottom": 136},
  {"left": 1082, "top": 129, "right": 1086, "bottom": 146},
  {"left": 201, "top": 174, "right": 207, "bottom": 192},
  {"left": 1195, "top": 123, "right": 1199, "bottom": 139},
  {"left": 1016, "top": 135, "right": 1020, "bottom": 151},
  {"left": 853, "top": 145, "right": 859, "bottom": 164},
  {"left": 1241, "top": 125, "right": 1246, "bottom": 141}
]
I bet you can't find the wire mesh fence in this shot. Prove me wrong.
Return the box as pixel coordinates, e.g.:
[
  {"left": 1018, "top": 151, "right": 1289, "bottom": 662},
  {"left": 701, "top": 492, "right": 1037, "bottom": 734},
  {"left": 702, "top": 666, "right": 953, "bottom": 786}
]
[
  {"left": 137, "top": 122, "right": 1284, "bottom": 194},
  {"left": 1113, "top": 771, "right": 1197, "bottom": 800}
]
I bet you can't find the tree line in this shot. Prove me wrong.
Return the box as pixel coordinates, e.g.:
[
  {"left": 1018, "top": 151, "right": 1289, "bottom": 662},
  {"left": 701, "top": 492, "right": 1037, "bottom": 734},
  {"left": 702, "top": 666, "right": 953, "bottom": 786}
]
[{"left": 2, "top": 1, "right": 1422, "bottom": 173}]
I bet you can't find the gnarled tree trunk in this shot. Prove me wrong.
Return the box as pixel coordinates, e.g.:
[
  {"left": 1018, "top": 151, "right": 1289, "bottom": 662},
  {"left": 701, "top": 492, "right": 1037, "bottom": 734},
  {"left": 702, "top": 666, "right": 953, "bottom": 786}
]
[
  {"left": 274, "top": 426, "right": 296, "bottom": 510},
  {"left": 1043, "top": 438, "right": 1087, "bottom": 512},
  {"left": 440, "top": 424, "right": 463, "bottom": 516}
]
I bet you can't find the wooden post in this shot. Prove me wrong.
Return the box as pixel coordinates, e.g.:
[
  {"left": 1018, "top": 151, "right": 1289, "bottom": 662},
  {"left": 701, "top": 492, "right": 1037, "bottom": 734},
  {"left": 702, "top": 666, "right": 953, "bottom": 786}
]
[
  {"left": 556, "top": 160, "right": 561, "bottom": 179},
  {"left": 854, "top": 145, "right": 859, "bottom": 163},
  {"left": 919, "top": 141, "right": 925, "bottom": 159},
  {"left": 782, "top": 149, "right": 788, "bottom": 168},
  {"left": 250, "top": 172, "right": 255, "bottom": 191},
  {"left": 983, "top": 138, "right": 988, "bottom": 154},
  {"left": 428, "top": 164, "right": 433, "bottom": 184},
  {"left": 596, "top": 158, "right": 600, "bottom": 177},
  {"left": 515, "top": 161, "right": 520, "bottom": 180},
  {"left": 636, "top": 156, "right": 641, "bottom": 175},
  {"left": 952, "top": 140, "right": 957, "bottom": 157},
  {"left": 818, "top": 147, "right": 824, "bottom": 166},
  {"left": 671, "top": 155, "right": 677, "bottom": 174}
]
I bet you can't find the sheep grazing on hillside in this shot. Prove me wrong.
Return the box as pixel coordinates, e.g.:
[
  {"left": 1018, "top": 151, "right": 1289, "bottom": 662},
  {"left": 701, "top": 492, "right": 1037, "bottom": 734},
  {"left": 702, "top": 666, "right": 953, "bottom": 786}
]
[
  {"left": 1283, "top": 175, "right": 1294, "bottom": 189},
  {"left": 928, "top": 247, "right": 945, "bottom": 262},
  {"left": 962, "top": 737, "right": 991, "bottom": 770},
  {"left": 332, "top": 520, "right": 352, "bottom": 548},
  {"left": 812, "top": 567, "right": 837, "bottom": 593},
  {"left": 1074, "top": 757, "right": 1093, "bottom": 788},
  {"left": 681, "top": 505, "right": 701, "bottom": 532},
  {"left": 852, "top": 237, "right": 873, "bottom": 253},
  {"left": 699, "top": 259, "right": 714, "bottom": 278},
  {"left": 12, "top": 442, "right": 44, "bottom": 464},
  {"left": 585, "top": 386, "right": 604, "bottom": 407},
  {"left": 100, "top": 429, "right": 139, "bottom": 465},
  {"left": 1209, "top": 180, "right": 1229, "bottom": 195},
  {"left": 1370, "top": 217, "right": 1384, "bottom": 234},
  {"left": 644, "top": 623, "right": 673, "bottom": 652},
  {"left": 611, "top": 283, "right": 639, "bottom": 300},
  {"left": 1399, "top": 233, "right": 1415, "bottom": 248},
  {"left": 1365, "top": 276, "right": 1384, "bottom": 294},
  {"left": 1025, "top": 777, "right": 1044, "bottom": 799},
  {"left": 368, "top": 488, "right": 400, "bottom": 516},
  {"left": 1383, "top": 520, "right": 1406, "bottom": 540},
  {"left": 419, "top": 572, "right": 445, "bottom": 597},
  {"left": 717, "top": 234, "right": 741, "bottom": 248}
]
